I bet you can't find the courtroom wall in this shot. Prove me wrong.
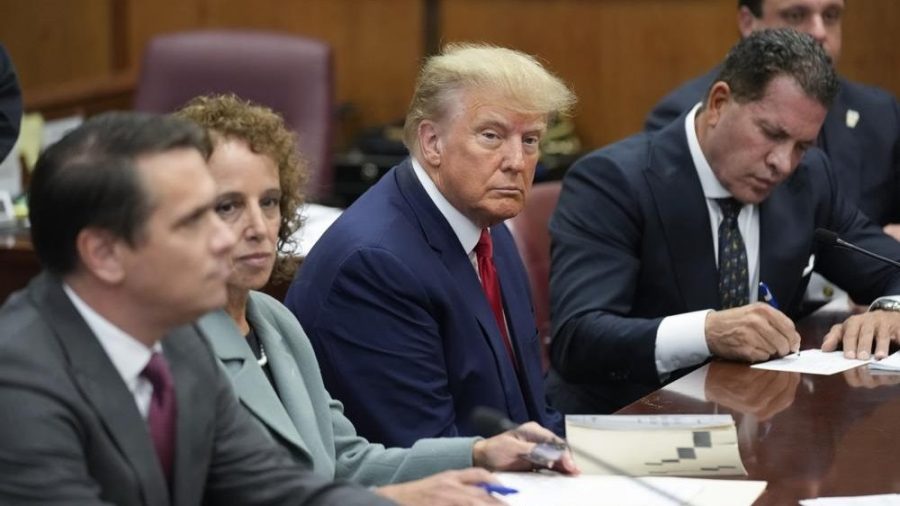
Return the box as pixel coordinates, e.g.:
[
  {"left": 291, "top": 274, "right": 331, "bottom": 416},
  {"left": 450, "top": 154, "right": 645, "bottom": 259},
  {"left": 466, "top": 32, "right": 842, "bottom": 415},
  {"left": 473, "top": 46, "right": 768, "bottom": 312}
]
[{"left": 1, "top": 0, "right": 898, "bottom": 151}]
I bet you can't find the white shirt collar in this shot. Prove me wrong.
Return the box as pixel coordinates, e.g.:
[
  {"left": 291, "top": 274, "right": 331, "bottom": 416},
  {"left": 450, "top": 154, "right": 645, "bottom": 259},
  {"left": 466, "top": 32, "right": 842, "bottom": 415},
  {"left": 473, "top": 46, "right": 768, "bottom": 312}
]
[
  {"left": 411, "top": 157, "right": 483, "bottom": 255},
  {"left": 62, "top": 284, "right": 157, "bottom": 391},
  {"left": 685, "top": 102, "right": 732, "bottom": 200}
]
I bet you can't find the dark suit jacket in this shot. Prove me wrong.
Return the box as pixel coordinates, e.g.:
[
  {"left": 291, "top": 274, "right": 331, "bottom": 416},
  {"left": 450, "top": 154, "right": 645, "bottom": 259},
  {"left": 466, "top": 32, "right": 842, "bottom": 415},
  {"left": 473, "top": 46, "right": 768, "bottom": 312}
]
[
  {"left": 0, "top": 44, "right": 22, "bottom": 163},
  {"left": 285, "top": 159, "right": 562, "bottom": 448},
  {"left": 548, "top": 115, "right": 900, "bottom": 414},
  {"left": 645, "top": 67, "right": 900, "bottom": 226},
  {"left": 0, "top": 273, "right": 388, "bottom": 505}
]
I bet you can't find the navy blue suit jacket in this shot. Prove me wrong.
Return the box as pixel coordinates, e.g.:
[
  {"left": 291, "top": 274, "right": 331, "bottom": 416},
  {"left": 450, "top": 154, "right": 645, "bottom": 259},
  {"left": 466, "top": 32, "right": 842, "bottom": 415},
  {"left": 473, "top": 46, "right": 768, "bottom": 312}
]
[
  {"left": 645, "top": 67, "right": 900, "bottom": 226},
  {"left": 0, "top": 44, "right": 22, "bottom": 163},
  {"left": 548, "top": 115, "right": 900, "bottom": 414},
  {"left": 285, "top": 160, "right": 562, "bottom": 447}
]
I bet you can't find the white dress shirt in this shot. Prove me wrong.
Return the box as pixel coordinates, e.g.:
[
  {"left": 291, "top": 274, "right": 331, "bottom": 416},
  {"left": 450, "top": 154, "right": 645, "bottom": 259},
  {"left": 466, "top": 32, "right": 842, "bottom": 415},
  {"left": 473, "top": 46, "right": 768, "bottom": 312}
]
[
  {"left": 654, "top": 103, "right": 762, "bottom": 377},
  {"left": 411, "top": 158, "right": 515, "bottom": 345},
  {"left": 63, "top": 284, "right": 158, "bottom": 419},
  {"left": 411, "top": 158, "right": 483, "bottom": 270}
]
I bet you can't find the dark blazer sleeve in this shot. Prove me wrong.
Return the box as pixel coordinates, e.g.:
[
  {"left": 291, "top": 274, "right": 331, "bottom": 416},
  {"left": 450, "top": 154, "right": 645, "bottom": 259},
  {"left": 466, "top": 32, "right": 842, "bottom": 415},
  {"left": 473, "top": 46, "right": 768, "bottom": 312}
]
[
  {"left": 0, "top": 44, "right": 22, "bottom": 163},
  {"left": 805, "top": 150, "right": 900, "bottom": 301},
  {"left": 305, "top": 247, "right": 462, "bottom": 448},
  {"left": 549, "top": 151, "right": 663, "bottom": 386}
]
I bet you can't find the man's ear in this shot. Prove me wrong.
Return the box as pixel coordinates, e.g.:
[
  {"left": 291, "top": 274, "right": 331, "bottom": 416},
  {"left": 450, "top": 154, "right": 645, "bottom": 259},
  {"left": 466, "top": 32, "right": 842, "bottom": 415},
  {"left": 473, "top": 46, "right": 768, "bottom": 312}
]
[
  {"left": 75, "top": 228, "right": 127, "bottom": 284},
  {"left": 704, "top": 81, "right": 733, "bottom": 128},
  {"left": 737, "top": 6, "right": 758, "bottom": 38},
  {"left": 417, "top": 120, "right": 443, "bottom": 167}
]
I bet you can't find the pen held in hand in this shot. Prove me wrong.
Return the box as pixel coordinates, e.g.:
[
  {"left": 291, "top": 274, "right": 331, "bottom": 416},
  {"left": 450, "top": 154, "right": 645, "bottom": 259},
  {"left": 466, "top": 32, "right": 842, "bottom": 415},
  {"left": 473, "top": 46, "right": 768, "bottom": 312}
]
[
  {"left": 477, "top": 483, "right": 518, "bottom": 495},
  {"left": 758, "top": 281, "right": 799, "bottom": 356}
]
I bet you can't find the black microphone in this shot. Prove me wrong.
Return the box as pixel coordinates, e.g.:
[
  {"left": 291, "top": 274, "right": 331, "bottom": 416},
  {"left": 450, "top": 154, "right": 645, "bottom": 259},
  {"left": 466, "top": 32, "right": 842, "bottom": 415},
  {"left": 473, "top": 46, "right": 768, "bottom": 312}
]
[
  {"left": 471, "top": 406, "right": 518, "bottom": 437},
  {"left": 814, "top": 228, "right": 900, "bottom": 270},
  {"left": 469, "top": 407, "right": 692, "bottom": 505}
]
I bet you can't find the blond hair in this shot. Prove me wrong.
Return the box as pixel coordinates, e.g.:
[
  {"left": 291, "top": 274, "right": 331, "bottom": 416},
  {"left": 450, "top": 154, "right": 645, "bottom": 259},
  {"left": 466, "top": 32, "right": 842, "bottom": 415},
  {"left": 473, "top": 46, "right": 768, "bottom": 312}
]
[{"left": 403, "top": 43, "right": 576, "bottom": 155}]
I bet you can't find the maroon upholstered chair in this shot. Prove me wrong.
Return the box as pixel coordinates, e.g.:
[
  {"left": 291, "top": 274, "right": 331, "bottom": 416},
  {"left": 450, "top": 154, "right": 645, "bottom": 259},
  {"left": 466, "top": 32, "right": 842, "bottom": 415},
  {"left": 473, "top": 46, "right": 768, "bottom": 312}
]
[
  {"left": 508, "top": 181, "right": 562, "bottom": 372},
  {"left": 134, "top": 30, "right": 335, "bottom": 201}
]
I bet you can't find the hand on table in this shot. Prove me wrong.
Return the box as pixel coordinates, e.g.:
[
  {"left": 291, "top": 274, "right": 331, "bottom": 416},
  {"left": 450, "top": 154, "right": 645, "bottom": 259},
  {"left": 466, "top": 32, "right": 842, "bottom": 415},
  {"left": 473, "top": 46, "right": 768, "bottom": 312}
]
[
  {"left": 473, "top": 421, "right": 579, "bottom": 475},
  {"left": 376, "top": 468, "right": 503, "bottom": 506},
  {"left": 821, "top": 310, "right": 900, "bottom": 360}
]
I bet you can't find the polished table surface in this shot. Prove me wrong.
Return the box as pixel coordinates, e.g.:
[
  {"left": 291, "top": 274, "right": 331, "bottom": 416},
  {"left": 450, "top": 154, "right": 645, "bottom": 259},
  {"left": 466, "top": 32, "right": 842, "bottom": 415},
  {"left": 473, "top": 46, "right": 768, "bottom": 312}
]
[{"left": 617, "top": 309, "right": 900, "bottom": 504}]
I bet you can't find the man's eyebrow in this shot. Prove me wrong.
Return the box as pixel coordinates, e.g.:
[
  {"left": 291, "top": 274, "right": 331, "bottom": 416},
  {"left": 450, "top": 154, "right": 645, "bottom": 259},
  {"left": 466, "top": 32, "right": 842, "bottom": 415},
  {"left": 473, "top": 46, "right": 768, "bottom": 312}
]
[{"left": 174, "top": 203, "right": 212, "bottom": 228}]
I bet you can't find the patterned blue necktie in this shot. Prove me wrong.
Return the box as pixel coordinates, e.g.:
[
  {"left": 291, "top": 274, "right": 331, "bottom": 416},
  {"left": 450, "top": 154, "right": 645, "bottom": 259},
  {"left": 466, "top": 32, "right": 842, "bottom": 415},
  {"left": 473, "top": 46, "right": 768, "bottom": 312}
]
[{"left": 716, "top": 198, "right": 749, "bottom": 309}]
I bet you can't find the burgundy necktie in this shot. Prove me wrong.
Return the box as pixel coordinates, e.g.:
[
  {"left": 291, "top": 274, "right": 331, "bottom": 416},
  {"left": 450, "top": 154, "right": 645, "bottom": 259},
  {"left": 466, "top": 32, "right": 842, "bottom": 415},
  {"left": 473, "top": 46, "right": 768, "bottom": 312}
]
[
  {"left": 141, "top": 352, "right": 176, "bottom": 483},
  {"left": 475, "top": 229, "right": 518, "bottom": 369}
]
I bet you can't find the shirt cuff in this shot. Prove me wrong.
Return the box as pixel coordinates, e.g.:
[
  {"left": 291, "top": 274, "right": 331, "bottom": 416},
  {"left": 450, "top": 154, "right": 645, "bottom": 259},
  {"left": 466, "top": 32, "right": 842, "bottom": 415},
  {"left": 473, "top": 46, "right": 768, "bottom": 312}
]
[{"left": 655, "top": 309, "right": 713, "bottom": 379}]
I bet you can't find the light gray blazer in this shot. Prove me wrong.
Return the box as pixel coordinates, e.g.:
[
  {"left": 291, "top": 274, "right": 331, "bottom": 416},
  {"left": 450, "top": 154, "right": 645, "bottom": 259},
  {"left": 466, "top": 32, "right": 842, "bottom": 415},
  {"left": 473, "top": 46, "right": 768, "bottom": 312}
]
[{"left": 198, "top": 291, "right": 475, "bottom": 486}]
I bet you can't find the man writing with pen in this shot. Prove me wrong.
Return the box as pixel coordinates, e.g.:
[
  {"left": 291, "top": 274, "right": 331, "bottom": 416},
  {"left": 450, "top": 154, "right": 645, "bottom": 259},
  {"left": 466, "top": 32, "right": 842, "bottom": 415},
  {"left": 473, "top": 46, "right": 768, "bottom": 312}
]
[{"left": 545, "top": 29, "right": 900, "bottom": 416}]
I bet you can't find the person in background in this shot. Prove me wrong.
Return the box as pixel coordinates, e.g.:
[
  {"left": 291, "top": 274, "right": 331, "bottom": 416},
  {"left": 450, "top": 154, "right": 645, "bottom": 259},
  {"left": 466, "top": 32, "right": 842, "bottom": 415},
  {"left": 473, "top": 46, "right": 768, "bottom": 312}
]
[
  {"left": 0, "top": 111, "right": 387, "bottom": 505},
  {"left": 645, "top": 0, "right": 900, "bottom": 241},
  {"left": 285, "top": 43, "right": 576, "bottom": 447},
  {"left": 179, "top": 94, "right": 576, "bottom": 506}
]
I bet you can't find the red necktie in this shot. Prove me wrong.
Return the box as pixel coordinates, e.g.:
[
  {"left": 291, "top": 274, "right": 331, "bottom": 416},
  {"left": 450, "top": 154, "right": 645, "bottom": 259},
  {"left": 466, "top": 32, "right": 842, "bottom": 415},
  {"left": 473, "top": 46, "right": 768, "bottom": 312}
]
[
  {"left": 142, "top": 352, "right": 176, "bottom": 484},
  {"left": 475, "top": 229, "right": 518, "bottom": 369}
]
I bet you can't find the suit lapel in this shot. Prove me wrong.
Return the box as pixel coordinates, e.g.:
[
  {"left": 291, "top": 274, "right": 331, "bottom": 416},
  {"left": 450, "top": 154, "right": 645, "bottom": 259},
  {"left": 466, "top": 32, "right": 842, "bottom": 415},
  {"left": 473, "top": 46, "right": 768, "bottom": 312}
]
[
  {"left": 198, "top": 311, "right": 309, "bottom": 459},
  {"left": 644, "top": 122, "right": 721, "bottom": 310},
  {"left": 33, "top": 274, "right": 169, "bottom": 505},
  {"left": 758, "top": 174, "right": 815, "bottom": 315},
  {"left": 395, "top": 161, "right": 526, "bottom": 418},
  {"left": 492, "top": 227, "right": 540, "bottom": 416}
]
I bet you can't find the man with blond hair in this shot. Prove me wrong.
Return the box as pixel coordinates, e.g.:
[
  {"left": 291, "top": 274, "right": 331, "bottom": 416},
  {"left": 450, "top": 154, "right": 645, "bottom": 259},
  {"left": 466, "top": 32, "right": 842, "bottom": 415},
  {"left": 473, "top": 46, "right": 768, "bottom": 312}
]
[{"left": 287, "top": 43, "right": 575, "bottom": 446}]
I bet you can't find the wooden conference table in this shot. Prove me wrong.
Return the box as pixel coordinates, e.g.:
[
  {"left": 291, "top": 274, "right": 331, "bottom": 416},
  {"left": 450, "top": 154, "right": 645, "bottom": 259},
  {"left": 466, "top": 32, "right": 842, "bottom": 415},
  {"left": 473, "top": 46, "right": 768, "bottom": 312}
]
[{"left": 618, "top": 309, "right": 900, "bottom": 504}]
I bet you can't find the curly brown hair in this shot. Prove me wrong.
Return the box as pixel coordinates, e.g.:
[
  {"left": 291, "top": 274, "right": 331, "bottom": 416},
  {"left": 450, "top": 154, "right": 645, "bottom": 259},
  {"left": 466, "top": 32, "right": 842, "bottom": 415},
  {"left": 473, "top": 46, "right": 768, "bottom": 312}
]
[{"left": 175, "top": 94, "right": 307, "bottom": 283}]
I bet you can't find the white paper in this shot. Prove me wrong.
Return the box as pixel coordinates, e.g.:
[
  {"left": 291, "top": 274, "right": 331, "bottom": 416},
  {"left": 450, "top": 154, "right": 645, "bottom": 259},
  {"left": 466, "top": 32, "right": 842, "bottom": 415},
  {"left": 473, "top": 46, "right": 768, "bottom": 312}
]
[
  {"left": 868, "top": 351, "right": 900, "bottom": 372},
  {"left": 801, "top": 494, "right": 900, "bottom": 505},
  {"left": 0, "top": 149, "right": 22, "bottom": 195},
  {"left": 285, "top": 203, "right": 343, "bottom": 257},
  {"left": 567, "top": 414, "right": 733, "bottom": 431},
  {"left": 41, "top": 116, "right": 83, "bottom": 150},
  {"left": 751, "top": 349, "right": 869, "bottom": 375},
  {"left": 496, "top": 472, "right": 766, "bottom": 506}
]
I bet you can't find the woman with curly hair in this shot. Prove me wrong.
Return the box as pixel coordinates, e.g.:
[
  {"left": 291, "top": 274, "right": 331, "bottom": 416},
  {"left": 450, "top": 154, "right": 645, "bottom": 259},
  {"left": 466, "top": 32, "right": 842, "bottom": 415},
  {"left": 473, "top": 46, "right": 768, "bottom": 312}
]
[{"left": 178, "top": 94, "right": 574, "bottom": 506}]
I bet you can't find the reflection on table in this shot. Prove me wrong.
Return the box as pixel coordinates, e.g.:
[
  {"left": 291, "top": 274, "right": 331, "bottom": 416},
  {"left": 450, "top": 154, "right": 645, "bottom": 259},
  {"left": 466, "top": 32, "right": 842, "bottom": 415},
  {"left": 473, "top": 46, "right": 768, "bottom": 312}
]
[{"left": 618, "top": 308, "right": 900, "bottom": 504}]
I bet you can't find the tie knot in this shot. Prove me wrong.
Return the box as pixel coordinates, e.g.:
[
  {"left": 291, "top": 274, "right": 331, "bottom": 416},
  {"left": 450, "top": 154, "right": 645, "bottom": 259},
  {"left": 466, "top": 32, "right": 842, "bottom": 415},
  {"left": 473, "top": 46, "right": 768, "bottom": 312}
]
[
  {"left": 475, "top": 229, "right": 493, "bottom": 259},
  {"left": 716, "top": 198, "right": 743, "bottom": 221},
  {"left": 141, "top": 353, "right": 173, "bottom": 392}
]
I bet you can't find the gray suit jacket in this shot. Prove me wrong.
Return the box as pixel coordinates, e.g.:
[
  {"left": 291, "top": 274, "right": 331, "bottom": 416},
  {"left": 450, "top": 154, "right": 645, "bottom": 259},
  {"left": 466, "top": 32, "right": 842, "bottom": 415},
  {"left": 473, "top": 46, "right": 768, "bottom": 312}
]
[
  {"left": 0, "top": 273, "right": 389, "bottom": 506},
  {"left": 199, "top": 291, "right": 475, "bottom": 487}
]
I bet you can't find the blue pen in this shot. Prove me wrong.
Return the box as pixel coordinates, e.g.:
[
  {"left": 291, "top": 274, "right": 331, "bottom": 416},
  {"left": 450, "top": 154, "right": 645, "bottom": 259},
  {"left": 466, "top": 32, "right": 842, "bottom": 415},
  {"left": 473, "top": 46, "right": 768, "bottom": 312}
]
[
  {"left": 758, "top": 281, "right": 779, "bottom": 310},
  {"left": 477, "top": 483, "right": 519, "bottom": 496},
  {"left": 759, "top": 281, "right": 800, "bottom": 356}
]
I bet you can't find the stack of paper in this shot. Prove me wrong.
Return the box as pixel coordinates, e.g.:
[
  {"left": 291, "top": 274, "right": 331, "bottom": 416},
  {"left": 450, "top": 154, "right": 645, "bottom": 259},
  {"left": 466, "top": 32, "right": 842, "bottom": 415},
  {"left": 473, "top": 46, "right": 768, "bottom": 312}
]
[
  {"left": 565, "top": 415, "right": 746, "bottom": 477},
  {"left": 868, "top": 352, "right": 900, "bottom": 372},
  {"left": 751, "top": 349, "right": 900, "bottom": 375}
]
